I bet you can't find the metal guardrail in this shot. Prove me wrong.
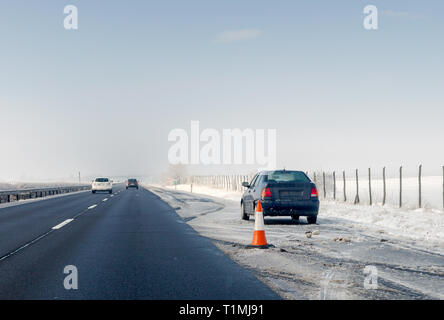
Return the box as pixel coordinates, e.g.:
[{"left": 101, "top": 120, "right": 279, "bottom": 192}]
[{"left": 0, "top": 185, "right": 91, "bottom": 204}]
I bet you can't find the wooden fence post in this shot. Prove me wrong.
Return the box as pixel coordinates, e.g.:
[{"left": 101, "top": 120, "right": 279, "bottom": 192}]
[
  {"left": 333, "top": 171, "right": 336, "bottom": 200},
  {"left": 368, "top": 168, "right": 372, "bottom": 206},
  {"left": 354, "top": 169, "right": 360, "bottom": 204},
  {"left": 399, "top": 166, "right": 403, "bottom": 208},
  {"left": 418, "top": 164, "right": 422, "bottom": 208},
  {"left": 343, "top": 171, "right": 346, "bottom": 202},
  {"left": 382, "top": 167, "right": 386, "bottom": 206},
  {"left": 323, "top": 172, "right": 326, "bottom": 199}
]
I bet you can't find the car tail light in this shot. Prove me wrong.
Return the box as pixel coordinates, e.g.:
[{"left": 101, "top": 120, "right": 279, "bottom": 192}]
[
  {"left": 261, "top": 187, "right": 272, "bottom": 199},
  {"left": 311, "top": 187, "right": 318, "bottom": 198}
]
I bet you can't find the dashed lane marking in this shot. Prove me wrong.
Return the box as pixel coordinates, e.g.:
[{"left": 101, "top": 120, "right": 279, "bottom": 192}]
[{"left": 52, "top": 219, "right": 74, "bottom": 230}]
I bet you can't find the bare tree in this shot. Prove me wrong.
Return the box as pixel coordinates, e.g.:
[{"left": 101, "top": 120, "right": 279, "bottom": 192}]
[{"left": 162, "top": 164, "right": 188, "bottom": 185}]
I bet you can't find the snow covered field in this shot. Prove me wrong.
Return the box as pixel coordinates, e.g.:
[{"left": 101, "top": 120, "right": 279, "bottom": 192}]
[
  {"left": 146, "top": 183, "right": 444, "bottom": 300},
  {"left": 0, "top": 182, "right": 85, "bottom": 191},
  {"left": 323, "top": 175, "right": 444, "bottom": 210},
  {"left": 164, "top": 183, "right": 444, "bottom": 247}
]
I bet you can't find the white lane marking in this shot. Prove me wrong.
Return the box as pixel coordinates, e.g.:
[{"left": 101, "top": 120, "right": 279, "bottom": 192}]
[
  {"left": 103, "top": 198, "right": 108, "bottom": 202},
  {"left": 0, "top": 231, "right": 51, "bottom": 262},
  {"left": 0, "top": 196, "right": 107, "bottom": 262},
  {"left": 52, "top": 219, "right": 74, "bottom": 230},
  {"left": 110, "top": 195, "right": 114, "bottom": 197}
]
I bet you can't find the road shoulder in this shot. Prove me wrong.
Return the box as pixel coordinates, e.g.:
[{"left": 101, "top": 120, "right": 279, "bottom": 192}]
[{"left": 146, "top": 184, "right": 444, "bottom": 300}]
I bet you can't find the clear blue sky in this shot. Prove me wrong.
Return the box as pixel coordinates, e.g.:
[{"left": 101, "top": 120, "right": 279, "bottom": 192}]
[{"left": 0, "top": 0, "right": 443, "bottom": 180}]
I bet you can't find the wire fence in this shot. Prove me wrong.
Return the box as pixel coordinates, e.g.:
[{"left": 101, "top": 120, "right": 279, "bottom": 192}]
[
  {"left": 308, "top": 165, "right": 443, "bottom": 210},
  {"left": 172, "top": 165, "right": 444, "bottom": 211},
  {"left": 176, "top": 174, "right": 256, "bottom": 193}
]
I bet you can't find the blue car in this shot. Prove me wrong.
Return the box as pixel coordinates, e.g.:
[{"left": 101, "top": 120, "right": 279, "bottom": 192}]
[{"left": 241, "top": 170, "right": 319, "bottom": 224}]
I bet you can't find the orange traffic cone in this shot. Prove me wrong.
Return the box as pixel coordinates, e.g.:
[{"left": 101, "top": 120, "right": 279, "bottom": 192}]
[{"left": 250, "top": 200, "right": 269, "bottom": 248}]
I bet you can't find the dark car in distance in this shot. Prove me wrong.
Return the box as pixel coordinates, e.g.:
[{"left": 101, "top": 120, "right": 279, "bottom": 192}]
[
  {"left": 241, "top": 170, "right": 319, "bottom": 224},
  {"left": 126, "top": 178, "right": 139, "bottom": 190}
]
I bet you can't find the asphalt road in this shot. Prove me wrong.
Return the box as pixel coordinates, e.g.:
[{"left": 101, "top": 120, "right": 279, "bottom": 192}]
[{"left": 0, "top": 184, "right": 280, "bottom": 299}]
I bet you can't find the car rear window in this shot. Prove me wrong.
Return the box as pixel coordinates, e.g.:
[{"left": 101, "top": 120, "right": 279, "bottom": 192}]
[
  {"left": 128, "top": 179, "right": 137, "bottom": 183},
  {"left": 95, "top": 178, "right": 109, "bottom": 182},
  {"left": 265, "top": 171, "right": 309, "bottom": 183}
]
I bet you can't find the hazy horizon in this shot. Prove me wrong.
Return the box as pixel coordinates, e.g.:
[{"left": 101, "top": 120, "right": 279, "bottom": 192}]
[{"left": 1, "top": 0, "right": 443, "bottom": 182}]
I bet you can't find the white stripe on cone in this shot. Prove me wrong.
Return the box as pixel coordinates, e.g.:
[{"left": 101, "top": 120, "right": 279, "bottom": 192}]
[
  {"left": 254, "top": 209, "right": 265, "bottom": 231},
  {"left": 251, "top": 200, "right": 268, "bottom": 246}
]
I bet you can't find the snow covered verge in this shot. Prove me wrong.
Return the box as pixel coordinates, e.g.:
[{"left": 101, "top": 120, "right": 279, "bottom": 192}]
[
  {"left": 164, "top": 183, "right": 444, "bottom": 248},
  {"left": 0, "top": 182, "right": 91, "bottom": 209},
  {"left": 0, "top": 182, "right": 88, "bottom": 191},
  {"left": 145, "top": 183, "right": 444, "bottom": 300}
]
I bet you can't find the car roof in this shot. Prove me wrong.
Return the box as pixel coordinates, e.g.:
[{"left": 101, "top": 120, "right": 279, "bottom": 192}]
[{"left": 259, "top": 170, "right": 305, "bottom": 175}]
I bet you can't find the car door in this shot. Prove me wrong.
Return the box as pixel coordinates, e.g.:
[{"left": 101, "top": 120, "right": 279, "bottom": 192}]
[
  {"left": 244, "top": 174, "right": 259, "bottom": 214},
  {"left": 252, "top": 174, "right": 266, "bottom": 204}
]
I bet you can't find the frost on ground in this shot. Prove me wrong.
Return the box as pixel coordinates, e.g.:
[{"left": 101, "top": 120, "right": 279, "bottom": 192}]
[
  {"left": 0, "top": 182, "right": 90, "bottom": 209},
  {"left": 163, "top": 184, "right": 444, "bottom": 249},
  {"left": 326, "top": 175, "right": 444, "bottom": 210},
  {"left": 0, "top": 182, "right": 85, "bottom": 191},
  {"left": 146, "top": 183, "right": 444, "bottom": 300}
]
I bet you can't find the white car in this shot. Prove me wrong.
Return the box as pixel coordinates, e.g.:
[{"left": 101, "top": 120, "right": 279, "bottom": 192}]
[{"left": 92, "top": 177, "right": 113, "bottom": 194}]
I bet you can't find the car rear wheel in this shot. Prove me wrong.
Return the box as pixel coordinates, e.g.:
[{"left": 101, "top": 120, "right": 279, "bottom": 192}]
[
  {"left": 241, "top": 202, "right": 249, "bottom": 221},
  {"left": 307, "top": 216, "right": 317, "bottom": 224},
  {"left": 92, "top": 190, "right": 96, "bottom": 194}
]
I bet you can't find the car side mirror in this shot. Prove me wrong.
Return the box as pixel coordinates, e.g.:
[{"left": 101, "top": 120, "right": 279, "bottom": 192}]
[{"left": 242, "top": 182, "right": 250, "bottom": 188}]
